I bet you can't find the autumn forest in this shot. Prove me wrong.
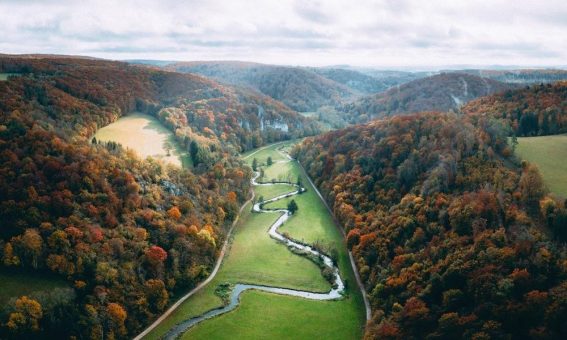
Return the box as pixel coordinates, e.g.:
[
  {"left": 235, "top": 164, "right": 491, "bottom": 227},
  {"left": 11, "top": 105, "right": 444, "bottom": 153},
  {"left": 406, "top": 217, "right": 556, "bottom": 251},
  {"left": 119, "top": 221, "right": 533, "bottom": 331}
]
[{"left": 0, "top": 48, "right": 566, "bottom": 340}]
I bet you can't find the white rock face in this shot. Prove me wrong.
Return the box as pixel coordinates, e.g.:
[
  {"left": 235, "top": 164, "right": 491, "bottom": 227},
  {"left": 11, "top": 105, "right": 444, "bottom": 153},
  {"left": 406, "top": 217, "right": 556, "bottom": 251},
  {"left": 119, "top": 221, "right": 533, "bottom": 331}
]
[
  {"left": 266, "top": 121, "right": 289, "bottom": 132},
  {"left": 255, "top": 105, "right": 290, "bottom": 132},
  {"left": 450, "top": 94, "right": 464, "bottom": 107}
]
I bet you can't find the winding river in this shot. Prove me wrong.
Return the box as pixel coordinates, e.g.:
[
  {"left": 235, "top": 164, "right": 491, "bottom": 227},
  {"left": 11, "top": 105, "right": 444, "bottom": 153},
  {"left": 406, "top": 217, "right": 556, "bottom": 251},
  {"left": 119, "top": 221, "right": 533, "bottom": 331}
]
[{"left": 163, "top": 153, "right": 345, "bottom": 339}]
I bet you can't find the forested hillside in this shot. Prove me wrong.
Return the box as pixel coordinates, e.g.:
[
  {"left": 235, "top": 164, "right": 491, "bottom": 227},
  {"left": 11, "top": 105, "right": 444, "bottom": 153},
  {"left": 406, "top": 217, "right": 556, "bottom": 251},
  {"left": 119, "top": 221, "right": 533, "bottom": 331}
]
[
  {"left": 341, "top": 73, "right": 518, "bottom": 123},
  {"left": 294, "top": 112, "right": 567, "bottom": 339},
  {"left": 0, "top": 57, "right": 319, "bottom": 150},
  {"left": 463, "top": 82, "right": 567, "bottom": 137},
  {"left": 352, "top": 69, "right": 431, "bottom": 87},
  {"left": 166, "top": 61, "right": 356, "bottom": 112},
  {"left": 0, "top": 56, "right": 317, "bottom": 339},
  {"left": 307, "top": 67, "right": 392, "bottom": 94},
  {"left": 458, "top": 69, "right": 567, "bottom": 84}
]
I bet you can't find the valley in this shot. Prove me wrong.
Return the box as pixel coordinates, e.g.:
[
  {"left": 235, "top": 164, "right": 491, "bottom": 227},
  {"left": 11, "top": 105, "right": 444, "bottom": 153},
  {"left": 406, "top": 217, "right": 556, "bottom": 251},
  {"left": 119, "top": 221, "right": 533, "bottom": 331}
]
[
  {"left": 142, "top": 142, "right": 366, "bottom": 340},
  {"left": 2, "top": 0, "right": 567, "bottom": 337},
  {"left": 0, "top": 54, "right": 566, "bottom": 340}
]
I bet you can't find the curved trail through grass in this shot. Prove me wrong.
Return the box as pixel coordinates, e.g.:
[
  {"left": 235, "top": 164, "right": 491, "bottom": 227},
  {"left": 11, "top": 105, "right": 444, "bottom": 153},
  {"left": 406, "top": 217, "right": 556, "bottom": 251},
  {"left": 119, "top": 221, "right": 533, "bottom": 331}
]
[{"left": 162, "top": 153, "right": 345, "bottom": 339}]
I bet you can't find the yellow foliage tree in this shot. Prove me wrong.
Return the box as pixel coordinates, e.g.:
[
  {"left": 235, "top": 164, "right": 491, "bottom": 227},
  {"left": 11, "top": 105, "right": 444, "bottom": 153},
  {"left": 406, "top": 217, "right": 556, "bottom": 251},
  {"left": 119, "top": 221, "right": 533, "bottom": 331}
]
[
  {"left": 6, "top": 296, "right": 43, "bottom": 332},
  {"left": 519, "top": 164, "right": 547, "bottom": 206},
  {"left": 106, "top": 303, "right": 127, "bottom": 337},
  {"left": 2, "top": 242, "right": 20, "bottom": 266}
]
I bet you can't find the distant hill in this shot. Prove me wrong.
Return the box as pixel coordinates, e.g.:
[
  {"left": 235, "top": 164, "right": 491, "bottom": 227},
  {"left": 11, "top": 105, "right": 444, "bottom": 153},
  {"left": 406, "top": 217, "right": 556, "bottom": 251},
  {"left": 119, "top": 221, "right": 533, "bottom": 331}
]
[
  {"left": 166, "top": 61, "right": 357, "bottom": 112},
  {"left": 341, "top": 73, "right": 519, "bottom": 123},
  {"left": 0, "top": 53, "right": 103, "bottom": 60},
  {"left": 307, "top": 67, "right": 394, "bottom": 94},
  {"left": 166, "top": 62, "right": 442, "bottom": 129},
  {"left": 454, "top": 69, "right": 567, "bottom": 84},
  {"left": 344, "top": 67, "right": 433, "bottom": 85},
  {"left": 126, "top": 59, "right": 176, "bottom": 67}
]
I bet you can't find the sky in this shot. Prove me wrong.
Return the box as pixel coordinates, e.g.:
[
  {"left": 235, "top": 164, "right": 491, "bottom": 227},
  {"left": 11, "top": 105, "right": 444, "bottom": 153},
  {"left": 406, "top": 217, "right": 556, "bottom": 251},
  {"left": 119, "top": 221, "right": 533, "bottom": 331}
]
[{"left": 1, "top": 0, "right": 566, "bottom": 69}]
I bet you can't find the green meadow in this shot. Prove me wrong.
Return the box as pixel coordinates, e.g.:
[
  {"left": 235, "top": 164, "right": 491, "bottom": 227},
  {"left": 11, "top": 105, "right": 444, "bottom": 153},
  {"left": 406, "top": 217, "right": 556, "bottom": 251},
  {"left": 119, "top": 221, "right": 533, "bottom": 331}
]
[
  {"left": 516, "top": 134, "right": 567, "bottom": 198},
  {"left": 183, "top": 290, "right": 362, "bottom": 340},
  {"left": 241, "top": 142, "right": 289, "bottom": 166}
]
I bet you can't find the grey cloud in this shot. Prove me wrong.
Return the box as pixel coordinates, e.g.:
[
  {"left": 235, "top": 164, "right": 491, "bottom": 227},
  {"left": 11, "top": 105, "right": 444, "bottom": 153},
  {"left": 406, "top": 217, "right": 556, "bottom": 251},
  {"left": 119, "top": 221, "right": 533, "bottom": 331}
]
[
  {"left": 0, "top": 0, "right": 565, "bottom": 67},
  {"left": 88, "top": 45, "right": 184, "bottom": 53},
  {"left": 293, "top": 0, "right": 333, "bottom": 24},
  {"left": 175, "top": 37, "right": 336, "bottom": 50}
]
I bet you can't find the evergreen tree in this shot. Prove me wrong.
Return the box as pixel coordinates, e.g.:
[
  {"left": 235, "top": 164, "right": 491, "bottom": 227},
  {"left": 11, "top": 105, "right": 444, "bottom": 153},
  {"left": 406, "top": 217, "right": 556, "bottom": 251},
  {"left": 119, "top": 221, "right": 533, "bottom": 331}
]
[
  {"left": 287, "top": 199, "right": 298, "bottom": 215},
  {"left": 190, "top": 141, "right": 199, "bottom": 165},
  {"left": 511, "top": 134, "right": 518, "bottom": 152}
]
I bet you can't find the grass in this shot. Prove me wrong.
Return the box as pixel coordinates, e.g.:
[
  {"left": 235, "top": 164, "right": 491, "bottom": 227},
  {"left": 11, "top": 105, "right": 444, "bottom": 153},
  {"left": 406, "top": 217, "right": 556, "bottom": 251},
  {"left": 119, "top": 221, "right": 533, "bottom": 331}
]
[
  {"left": 264, "top": 185, "right": 337, "bottom": 246},
  {"left": 144, "top": 142, "right": 365, "bottom": 340},
  {"left": 0, "top": 270, "right": 68, "bottom": 304},
  {"left": 263, "top": 161, "right": 298, "bottom": 183},
  {"left": 253, "top": 184, "right": 296, "bottom": 201},
  {"left": 93, "top": 113, "right": 191, "bottom": 168},
  {"left": 182, "top": 290, "right": 362, "bottom": 340},
  {"left": 241, "top": 140, "right": 298, "bottom": 166},
  {"left": 516, "top": 134, "right": 567, "bottom": 198},
  {"left": 145, "top": 283, "right": 224, "bottom": 339},
  {"left": 0, "top": 73, "right": 19, "bottom": 81},
  {"left": 215, "top": 207, "right": 330, "bottom": 292}
]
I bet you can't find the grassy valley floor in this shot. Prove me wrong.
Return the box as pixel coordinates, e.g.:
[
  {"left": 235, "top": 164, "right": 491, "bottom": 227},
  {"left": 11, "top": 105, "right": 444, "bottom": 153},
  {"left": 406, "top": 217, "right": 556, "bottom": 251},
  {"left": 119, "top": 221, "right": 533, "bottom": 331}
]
[
  {"left": 516, "top": 134, "right": 567, "bottom": 198},
  {"left": 143, "top": 141, "right": 365, "bottom": 339}
]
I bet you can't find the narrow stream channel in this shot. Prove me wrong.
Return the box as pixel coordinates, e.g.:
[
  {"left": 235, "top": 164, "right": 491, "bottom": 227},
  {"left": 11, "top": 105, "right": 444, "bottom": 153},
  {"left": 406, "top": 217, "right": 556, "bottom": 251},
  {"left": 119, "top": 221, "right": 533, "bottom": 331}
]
[{"left": 163, "top": 153, "right": 345, "bottom": 339}]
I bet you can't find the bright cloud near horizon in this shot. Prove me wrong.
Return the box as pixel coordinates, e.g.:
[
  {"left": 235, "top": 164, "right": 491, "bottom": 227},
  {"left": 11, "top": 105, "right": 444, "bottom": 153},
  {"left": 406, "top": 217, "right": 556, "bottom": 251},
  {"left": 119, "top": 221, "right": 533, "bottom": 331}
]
[{"left": 1, "top": 0, "right": 566, "bottom": 69}]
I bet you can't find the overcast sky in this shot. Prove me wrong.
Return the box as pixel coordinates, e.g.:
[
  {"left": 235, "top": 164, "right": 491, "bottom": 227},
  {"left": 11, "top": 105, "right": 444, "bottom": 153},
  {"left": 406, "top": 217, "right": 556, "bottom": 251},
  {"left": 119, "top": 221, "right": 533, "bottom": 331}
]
[{"left": 1, "top": 0, "right": 566, "bottom": 69}]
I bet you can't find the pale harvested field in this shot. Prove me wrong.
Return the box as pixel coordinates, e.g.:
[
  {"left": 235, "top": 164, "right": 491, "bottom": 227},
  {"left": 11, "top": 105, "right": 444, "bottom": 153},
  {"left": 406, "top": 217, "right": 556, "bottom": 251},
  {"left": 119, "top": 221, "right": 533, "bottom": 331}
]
[{"left": 94, "top": 113, "right": 190, "bottom": 167}]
